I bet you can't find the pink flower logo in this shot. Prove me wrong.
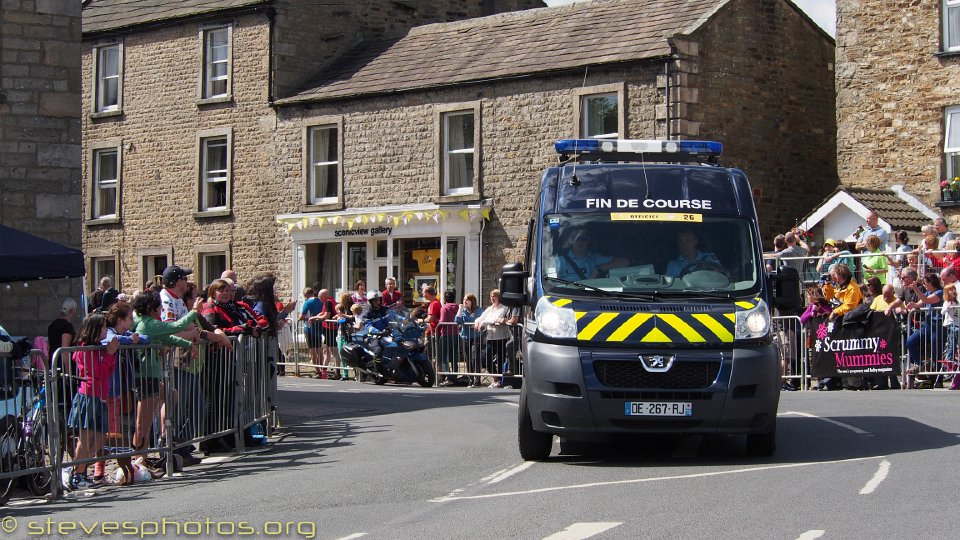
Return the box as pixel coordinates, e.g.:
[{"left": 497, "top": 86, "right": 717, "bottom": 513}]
[
  {"left": 879, "top": 339, "right": 887, "bottom": 350},
  {"left": 816, "top": 323, "right": 828, "bottom": 339}
]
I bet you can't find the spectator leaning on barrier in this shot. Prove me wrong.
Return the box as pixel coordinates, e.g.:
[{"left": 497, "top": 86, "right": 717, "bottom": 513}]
[
  {"left": 871, "top": 284, "right": 897, "bottom": 312},
  {"left": 821, "top": 263, "right": 862, "bottom": 321},
  {"left": 904, "top": 272, "right": 945, "bottom": 379},
  {"left": 472, "top": 289, "right": 513, "bottom": 388},
  {"left": 299, "top": 287, "right": 324, "bottom": 376},
  {"left": 855, "top": 210, "right": 888, "bottom": 252},
  {"left": 941, "top": 284, "right": 960, "bottom": 391},
  {"left": 861, "top": 234, "right": 891, "bottom": 285},
  {"left": 456, "top": 293, "right": 484, "bottom": 388},
  {"left": 775, "top": 230, "right": 809, "bottom": 274},
  {"left": 816, "top": 239, "right": 854, "bottom": 274},
  {"left": 437, "top": 290, "right": 461, "bottom": 387}
]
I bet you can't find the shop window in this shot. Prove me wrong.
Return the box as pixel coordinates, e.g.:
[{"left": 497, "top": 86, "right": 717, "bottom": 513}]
[{"left": 304, "top": 242, "right": 343, "bottom": 293}]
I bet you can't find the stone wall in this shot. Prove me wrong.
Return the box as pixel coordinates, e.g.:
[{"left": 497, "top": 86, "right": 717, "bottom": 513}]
[
  {"left": 0, "top": 0, "right": 82, "bottom": 338},
  {"left": 272, "top": 0, "right": 545, "bottom": 98},
  {"left": 835, "top": 0, "right": 952, "bottom": 220},
  {"left": 689, "top": 0, "right": 838, "bottom": 242}
]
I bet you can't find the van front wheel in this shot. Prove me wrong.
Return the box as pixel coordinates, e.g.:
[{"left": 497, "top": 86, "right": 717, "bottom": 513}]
[{"left": 518, "top": 390, "right": 552, "bottom": 461}]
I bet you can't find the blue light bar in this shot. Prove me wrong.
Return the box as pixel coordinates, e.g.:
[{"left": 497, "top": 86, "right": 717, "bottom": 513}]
[{"left": 554, "top": 139, "right": 723, "bottom": 157}]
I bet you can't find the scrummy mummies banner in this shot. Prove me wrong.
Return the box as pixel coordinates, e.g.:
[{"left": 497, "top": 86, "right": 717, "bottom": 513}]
[{"left": 807, "top": 315, "right": 902, "bottom": 377}]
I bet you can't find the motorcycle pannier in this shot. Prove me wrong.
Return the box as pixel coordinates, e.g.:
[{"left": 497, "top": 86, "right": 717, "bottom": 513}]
[{"left": 341, "top": 341, "right": 366, "bottom": 368}]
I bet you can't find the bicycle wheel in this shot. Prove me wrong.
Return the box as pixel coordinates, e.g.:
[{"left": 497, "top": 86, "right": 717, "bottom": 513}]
[
  {"left": 0, "top": 416, "right": 19, "bottom": 506},
  {"left": 25, "top": 412, "right": 52, "bottom": 496}
]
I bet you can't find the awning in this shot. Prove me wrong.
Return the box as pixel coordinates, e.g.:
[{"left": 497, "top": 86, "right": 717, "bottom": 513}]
[
  {"left": 0, "top": 225, "right": 85, "bottom": 282},
  {"left": 276, "top": 202, "right": 492, "bottom": 233}
]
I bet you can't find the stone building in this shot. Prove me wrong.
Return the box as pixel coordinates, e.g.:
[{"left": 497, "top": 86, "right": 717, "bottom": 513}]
[
  {"left": 80, "top": 0, "right": 541, "bottom": 298},
  {"left": 835, "top": 0, "right": 960, "bottom": 222},
  {"left": 273, "top": 0, "right": 837, "bottom": 299},
  {"left": 0, "top": 0, "right": 82, "bottom": 338},
  {"left": 82, "top": 0, "right": 837, "bottom": 303}
]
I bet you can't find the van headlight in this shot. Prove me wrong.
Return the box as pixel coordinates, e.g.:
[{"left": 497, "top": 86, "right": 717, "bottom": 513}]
[
  {"left": 735, "top": 299, "right": 771, "bottom": 340},
  {"left": 535, "top": 296, "right": 578, "bottom": 339}
]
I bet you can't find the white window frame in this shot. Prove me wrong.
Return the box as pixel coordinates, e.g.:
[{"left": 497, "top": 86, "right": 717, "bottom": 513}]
[
  {"left": 945, "top": 106, "right": 960, "bottom": 179},
  {"left": 88, "top": 253, "right": 119, "bottom": 297},
  {"left": 581, "top": 93, "right": 619, "bottom": 139},
  {"left": 442, "top": 111, "right": 476, "bottom": 196},
  {"left": 94, "top": 42, "right": 122, "bottom": 113},
  {"left": 200, "top": 26, "right": 232, "bottom": 100},
  {"left": 196, "top": 128, "right": 232, "bottom": 214},
  {"left": 945, "top": 0, "right": 960, "bottom": 52},
  {"left": 91, "top": 144, "right": 121, "bottom": 220},
  {"left": 309, "top": 125, "right": 339, "bottom": 205},
  {"left": 572, "top": 83, "right": 626, "bottom": 140}
]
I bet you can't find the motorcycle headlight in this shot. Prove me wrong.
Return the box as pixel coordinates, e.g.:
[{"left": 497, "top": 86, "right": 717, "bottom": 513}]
[
  {"left": 535, "top": 296, "right": 577, "bottom": 339},
  {"left": 735, "top": 299, "right": 771, "bottom": 340}
]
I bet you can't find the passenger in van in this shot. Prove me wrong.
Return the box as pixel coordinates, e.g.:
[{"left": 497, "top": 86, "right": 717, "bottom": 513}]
[
  {"left": 554, "top": 227, "right": 628, "bottom": 281},
  {"left": 665, "top": 230, "right": 724, "bottom": 278}
]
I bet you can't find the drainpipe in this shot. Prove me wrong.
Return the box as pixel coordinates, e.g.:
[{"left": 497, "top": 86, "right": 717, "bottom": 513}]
[{"left": 664, "top": 59, "right": 671, "bottom": 140}]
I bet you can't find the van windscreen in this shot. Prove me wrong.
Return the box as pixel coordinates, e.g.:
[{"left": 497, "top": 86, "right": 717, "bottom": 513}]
[{"left": 540, "top": 213, "right": 760, "bottom": 297}]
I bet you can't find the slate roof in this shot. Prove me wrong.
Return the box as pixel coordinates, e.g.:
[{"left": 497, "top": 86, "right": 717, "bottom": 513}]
[
  {"left": 82, "top": 0, "right": 270, "bottom": 35},
  {"left": 278, "top": 0, "right": 729, "bottom": 104},
  {"left": 845, "top": 187, "right": 934, "bottom": 232}
]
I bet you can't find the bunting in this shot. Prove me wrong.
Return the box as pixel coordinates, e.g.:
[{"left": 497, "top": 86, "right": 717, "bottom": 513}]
[{"left": 277, "top": 206, "right": 492, "bottom": 233}]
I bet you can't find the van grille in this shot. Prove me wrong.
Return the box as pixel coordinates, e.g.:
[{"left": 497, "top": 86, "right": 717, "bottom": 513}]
[
  {"left": 594, "top": 361, "right": 720, "bottom": 389},
  {"left": 599, "top": 304, "right": 710, "bottom": 313}
]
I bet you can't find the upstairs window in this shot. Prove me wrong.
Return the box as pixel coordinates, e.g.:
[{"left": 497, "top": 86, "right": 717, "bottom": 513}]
[
  {"left": 308, "top": 125, "right": 339, "bottom": 204},
  {"left": 93, "top": 147, "right": 119, "bottom": 219},
  {"left": 945, "top": 106, "right": 960, "bottom": 180},
  {"left": 442, "top": 111, "right": 475, "bottom": 195},
  {"left": 202, "top": 26, "right": 231, "bottom": 99},
  {"left": 94, "top": 43, "right": 121, "bottom": 112},
  {"left": 200, "top": 136, "right": 229, "bottom": 211},
  {"left": 581, "top": 93, "right": 619, "bottom": 138},
  {"left": 946, "top": 0, "right": 960, "bottom": 51}
]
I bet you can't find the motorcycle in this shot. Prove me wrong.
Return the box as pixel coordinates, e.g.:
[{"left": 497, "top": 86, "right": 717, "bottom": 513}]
[{"left": 341, "top": 310, "right": 436, "bottom": 387}]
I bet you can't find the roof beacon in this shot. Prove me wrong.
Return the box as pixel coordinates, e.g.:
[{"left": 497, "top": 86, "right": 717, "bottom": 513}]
[{"left": 554, "top": 139, "right": 723, "bottom": 162}]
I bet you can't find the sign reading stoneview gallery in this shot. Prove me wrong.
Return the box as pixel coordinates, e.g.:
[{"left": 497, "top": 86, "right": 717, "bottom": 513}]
[{"left": 807, "top": 314, "right": 902, "bottom": 377}]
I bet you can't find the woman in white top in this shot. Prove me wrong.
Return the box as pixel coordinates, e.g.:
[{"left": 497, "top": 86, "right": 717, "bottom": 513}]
[
  {"left": 472, "top": 289, "right": 516, "bottom": 388},
  {"left": 942, "top": 283, "right": 960, "bottom": 390}
]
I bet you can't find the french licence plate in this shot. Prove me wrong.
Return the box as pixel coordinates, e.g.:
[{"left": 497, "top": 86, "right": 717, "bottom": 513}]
[{"left": 624, "top": 402, "right": 692, "bottom": 416}]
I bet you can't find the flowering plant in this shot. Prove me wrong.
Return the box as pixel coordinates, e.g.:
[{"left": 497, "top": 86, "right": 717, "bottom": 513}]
[{"left": 941, "top": 176, "right": 960, "bottom": 195}]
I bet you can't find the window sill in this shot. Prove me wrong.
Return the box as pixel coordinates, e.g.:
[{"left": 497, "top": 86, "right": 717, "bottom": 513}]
[
  {"left": 196, "top": 95, "right": 233, "bottom": 107},
  {"left": 193, "top": 209, "right": 232, "bottom": 219},
  {"left": 934, "top": 50, "right": 960, "bottom": 59},
  {"left": 89, "top": 109, "right": 122, "bottom": 120},
  {"left": 936, "top": 200, "right": 960, "bottom": 209},
  {"left": 301, "top": 201, "right": 343, "bottom": 212},
  {"left": 436, "top": 192, "right": 480, "bottom": 204},
  {"left": 85, "top": 217, "right": 121, "bottom": 226}
]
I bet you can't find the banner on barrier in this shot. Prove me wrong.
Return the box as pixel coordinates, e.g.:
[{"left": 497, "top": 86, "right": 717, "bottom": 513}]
[{"left": 808, "top": 313, "right": 902, "bottom": 377}]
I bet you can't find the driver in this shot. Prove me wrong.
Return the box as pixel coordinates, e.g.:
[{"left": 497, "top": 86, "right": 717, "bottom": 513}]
[
  {"left": 665, "top": 229, "right": 724, "bottom": 278},
  {"left": 554, "top": 227, "right": 628, "bottom": 281}
]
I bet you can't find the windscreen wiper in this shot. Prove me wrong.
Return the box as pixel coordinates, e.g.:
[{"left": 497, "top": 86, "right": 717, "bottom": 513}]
[{"left": 543, "top": 277, "right": 616, "bottom": 297}]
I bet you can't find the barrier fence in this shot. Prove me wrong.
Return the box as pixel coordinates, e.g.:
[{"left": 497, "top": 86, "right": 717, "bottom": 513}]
[
  {"left": 281, "top": 317, "right": 525, "bottom": 386},
  {"left": 0, "top": 336, "right": 275, "bottom": 503},
  {"left": 774, "top": 247, "right": 956, "bottom": 288}
]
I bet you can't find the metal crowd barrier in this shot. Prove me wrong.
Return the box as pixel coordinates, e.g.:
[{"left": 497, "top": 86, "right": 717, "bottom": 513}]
[
  {"left": 283, "top": 319, "right": 354, "bottom": 379},
  {"left": 772, "top": 315, "right": 809, "bottom": 390},
  {"left": 775, "top": 248, "right": 955, "bottom": 290},
  {"left": 902, "top": 307, "right": 959, "bottom": 388},
  {"left": 19, "top": 335, "right": 278, "bottom": 502},
  {"left": 430, "top": 322, "right": 524, "bottom": 386},
  {"left": 1, "top": 350, "right": 53, "bottom": 498}
]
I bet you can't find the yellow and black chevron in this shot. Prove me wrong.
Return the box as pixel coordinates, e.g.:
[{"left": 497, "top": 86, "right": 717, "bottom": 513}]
[{"left": 546, "top": 296, "right": 761, "bottom": 344}]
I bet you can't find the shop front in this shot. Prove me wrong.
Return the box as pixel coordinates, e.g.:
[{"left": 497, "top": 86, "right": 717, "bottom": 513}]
[{"left": 277, "top": 203, "right": 490, "bottom": 304}]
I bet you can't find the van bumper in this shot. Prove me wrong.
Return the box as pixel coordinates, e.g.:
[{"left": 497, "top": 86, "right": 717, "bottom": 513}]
[{"left": 523, "top": 341, "right": 780, "bottom": 439}]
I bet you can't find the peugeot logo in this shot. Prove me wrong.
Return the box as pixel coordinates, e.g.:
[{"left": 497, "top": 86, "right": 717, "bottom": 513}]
[{"left": 639, "top": 354, "right": 675, "bottom": 372}]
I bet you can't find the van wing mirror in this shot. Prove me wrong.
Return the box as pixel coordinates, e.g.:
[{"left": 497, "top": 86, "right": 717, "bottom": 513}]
[
  {"left": 768, "top": 266, "right": 802, "bottom": 312},
  {"left": 499, "top": 262, "right": 529, "bottom": 307}
]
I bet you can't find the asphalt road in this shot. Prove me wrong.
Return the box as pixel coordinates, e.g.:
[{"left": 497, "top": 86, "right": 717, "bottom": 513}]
[{"left": 2, "top": 379, "right": 959, "bottom": 540}]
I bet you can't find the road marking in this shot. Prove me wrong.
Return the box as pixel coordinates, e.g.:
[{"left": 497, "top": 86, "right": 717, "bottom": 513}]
[
  {"left": 796, "top": 530, "right": 825, "bottom": 540},
  {"left": 487, "top": 461, "right": 535, "bottom": 484},
  {"left": 859, "top": 459, "right": 891, "bottom": 495},
  {"left": 430, "top": 454, "right": 886, "bottom": 502},
  {"left": 503, "top": 401, "right": 520, "bottom": 407},
  {"left": 479, "top": 467, "right": 513, "bottom": 483},
  {"left": 779, "top": 411, "right": 871, "bottom": 435},
  {"left": 335, "top": 534, "right": 367, "bottom": 540},
  {"left": 543, "top": 522, "right": 622, "bottom": 540}
]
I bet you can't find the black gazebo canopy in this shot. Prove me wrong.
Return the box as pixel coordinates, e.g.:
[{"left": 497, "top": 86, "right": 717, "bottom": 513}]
[{"left": 0, "top": 225, "right": 85, "bottom": 283}]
